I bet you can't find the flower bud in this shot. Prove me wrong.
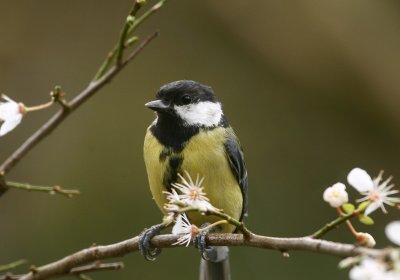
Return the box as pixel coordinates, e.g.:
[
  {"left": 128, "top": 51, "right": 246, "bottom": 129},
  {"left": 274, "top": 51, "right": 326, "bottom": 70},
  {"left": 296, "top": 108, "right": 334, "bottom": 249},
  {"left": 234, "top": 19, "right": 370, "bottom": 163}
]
[
  {"left": 323, "top": 183, "right": 349, "bottom": 208},
  {"left": 356, "top": 232, "right": 376, "bottom": 248}
]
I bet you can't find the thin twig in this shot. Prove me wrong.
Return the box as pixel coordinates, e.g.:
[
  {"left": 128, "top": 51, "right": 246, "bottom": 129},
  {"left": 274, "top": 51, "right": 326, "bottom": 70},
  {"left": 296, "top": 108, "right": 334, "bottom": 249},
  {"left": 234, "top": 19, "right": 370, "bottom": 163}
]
[
  {"left": 0, "top": 31, "right": 159, "bottom": 197},
  {"left": 311, "top": 202, "right": 369, "bottom": 239},
  {"left": 0, "top": 260, "right": 28, "bottom": 273},
  {"left": 93, "top": 0, "right": 166, "bottom": 80},
  {"left": 116, "top": 16, "right": 134, "bottom": 65},
  {"left": 115, "top": 1, "right": 145, "bottom": 65},
  {"left": 207, "top": 209, "right": 252, "bottom": 236},
  {"left": 312, "top": 212, "right": 355, "bottom": 239},
  {"left": 178, "top": 206, "right": 252, "bottom": 236},
  {"left": 17, "top": 232, "right": 381, "bottom": 280},
  {"left": 128, "top": 0, "right": 166, "bottom": 34},
  {"left": 96, "top": 1, "right": 143, "bottom": 78},
  {"left": 0, "top": 262, "right": 123, "bottom": 280},
  {"left": 5, "top": 182, "right": 79, "bottom": 198},
  {"left": 0, "top": 273, "right": 23, "bottom": 280},
  {"left": 70, "top": 262, "right": 124, "bottom": 275}
]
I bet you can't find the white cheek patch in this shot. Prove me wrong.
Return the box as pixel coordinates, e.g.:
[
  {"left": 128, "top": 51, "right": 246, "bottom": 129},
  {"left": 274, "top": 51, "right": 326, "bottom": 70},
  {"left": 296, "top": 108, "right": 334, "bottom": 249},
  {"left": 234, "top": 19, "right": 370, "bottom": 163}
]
[
  {"left": 151, "top": 115, "right": 158, "bottom": 125},
  {"left": 174, "top": 101, "right": 222, "bottom": 127}
]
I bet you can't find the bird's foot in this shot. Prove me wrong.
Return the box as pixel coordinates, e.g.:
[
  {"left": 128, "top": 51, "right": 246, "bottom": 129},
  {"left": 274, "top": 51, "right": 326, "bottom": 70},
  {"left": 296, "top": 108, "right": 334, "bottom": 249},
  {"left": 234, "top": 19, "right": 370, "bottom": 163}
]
[
  {"left": 138, "top": 223, "right": 165, "bottom": 261},
  {"left": 193, "top": 223, "right": 217, "bottom": 261},
  {"left": 194, "top": 223, "right": 229, "bottom": 263}
]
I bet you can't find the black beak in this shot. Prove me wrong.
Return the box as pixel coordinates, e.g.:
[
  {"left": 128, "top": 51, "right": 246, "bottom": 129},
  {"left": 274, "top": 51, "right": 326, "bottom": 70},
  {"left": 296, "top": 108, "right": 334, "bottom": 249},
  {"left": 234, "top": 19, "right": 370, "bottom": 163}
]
[{"left": 145, "top": 99, "right": 170, "bottom": 112}]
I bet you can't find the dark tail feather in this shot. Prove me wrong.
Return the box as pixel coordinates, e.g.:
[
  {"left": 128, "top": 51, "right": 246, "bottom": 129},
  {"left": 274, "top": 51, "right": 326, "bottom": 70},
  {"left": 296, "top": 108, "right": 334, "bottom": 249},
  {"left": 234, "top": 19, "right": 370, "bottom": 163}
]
[{"left": 199, "top": 246, "right": 231, "bottom": 280}]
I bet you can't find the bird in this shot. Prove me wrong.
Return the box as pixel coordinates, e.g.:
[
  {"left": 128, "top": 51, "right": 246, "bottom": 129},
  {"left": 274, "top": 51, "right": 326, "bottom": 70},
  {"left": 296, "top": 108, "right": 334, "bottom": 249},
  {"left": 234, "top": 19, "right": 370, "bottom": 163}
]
[{"left": 140, "top": 80, "right": 248, "bottom": 279}]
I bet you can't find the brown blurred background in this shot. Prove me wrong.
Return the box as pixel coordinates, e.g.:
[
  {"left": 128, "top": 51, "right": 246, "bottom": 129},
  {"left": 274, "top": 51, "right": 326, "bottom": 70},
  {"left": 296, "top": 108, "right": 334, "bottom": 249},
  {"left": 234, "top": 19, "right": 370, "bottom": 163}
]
[{"left": 1, "top": 0, "right": 400, "bottom": 279}]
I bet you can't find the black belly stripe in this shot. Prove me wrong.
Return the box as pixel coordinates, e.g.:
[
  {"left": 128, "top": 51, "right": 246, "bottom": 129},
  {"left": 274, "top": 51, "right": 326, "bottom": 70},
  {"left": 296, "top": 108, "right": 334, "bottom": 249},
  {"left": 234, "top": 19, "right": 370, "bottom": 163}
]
[
  {"left": 159, "top": 147, "right": 172, "bottom": 162},
  {"left": 163, "top": 154, "right": 183, "bottom": 191}
]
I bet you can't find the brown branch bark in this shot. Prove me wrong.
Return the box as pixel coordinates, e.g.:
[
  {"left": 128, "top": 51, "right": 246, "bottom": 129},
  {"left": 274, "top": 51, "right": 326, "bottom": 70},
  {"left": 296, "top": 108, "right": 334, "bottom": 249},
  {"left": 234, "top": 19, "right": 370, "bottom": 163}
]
[
  {"left": 17, "top": 232, "right": 380, "bottom": 280},
  {"left": 70, "top": 261, "right": 124, "bottom": 275},
  {"left": 0, "top": 273, "right": 21, "bottom": 280},
  {"left": 0, "top": 262, "right": 124, "bottom": 280},
  {"left": 0, "top": 31, "right": 159, "bottom": 196}
]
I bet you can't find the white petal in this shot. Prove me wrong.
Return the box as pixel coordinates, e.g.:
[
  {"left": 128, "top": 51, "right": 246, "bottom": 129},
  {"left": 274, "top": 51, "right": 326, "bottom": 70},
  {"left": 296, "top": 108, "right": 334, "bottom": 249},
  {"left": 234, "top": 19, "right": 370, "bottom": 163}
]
[
  {"left": 0, "top": 113, "right": 23, "bottom": 136},
  {"left": 385, "top": 221, "right": 400, "bottom": 246},
  {"left": 171, "top": 225, "right": 180, "bottom": 235},
  {"left": 347, "top": 168, "right": 374, "bottom": 192},
  {"left": 172, "top": 214, "right": 191, "bottom": 235},
  {"left": 0, "top": 97, "right": 18, "bottom": 115},
  {"left": 364, "top": 202, "right": 380, "bottom": 216},
  {"left": 349, "top": 258, "right": 386, "bottom": 280},
  {"left": 192, "top": 200, "right": 215, "bottom": 212},
  {"left": 172, "top": 215, "right": 185, "bottom": 235},
  {"left": 184, "top": 170, "right": 195, "bottom": 186},
  {"left": 0, "top": 98, "right": 23, "bottom": 136}
]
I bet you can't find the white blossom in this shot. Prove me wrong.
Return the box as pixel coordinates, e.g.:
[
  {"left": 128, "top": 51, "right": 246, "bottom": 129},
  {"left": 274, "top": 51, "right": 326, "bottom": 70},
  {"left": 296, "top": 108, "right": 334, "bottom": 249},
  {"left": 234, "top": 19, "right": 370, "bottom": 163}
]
[
  {"left": 386, "top": 221, "right": 400, "bottom": 246},
  {"left": 385, "top": 271, "right": 400, "bottom": 280},
  {"left": 163, "top": 203, "right": 180, "bottom": 213},
  {"left": 389, "top": 250, "right": 400, "bottom": 274},
  {"left": 0, "top": 95, "right": 25, "bottom": 136},
  {"left": 163, "top": 188, "right": 186, "bottom": 212},
  {"left": 163, "top": 188, "right": 182, "bottom": 204},
  {"left": 323, "top": 183, "right": 349, "bottom": 208},
  {"left": 171, "top": 171, "right": 215, "bottom": 211},
  {"left": 347, "top": 168, "right": 400, "bottom": 216},
  {"left": 349, "top": 258, "right": 387, "bottom": 280},
  {"left": 172, "top": 214, "right": 198, "bottom": 247}
]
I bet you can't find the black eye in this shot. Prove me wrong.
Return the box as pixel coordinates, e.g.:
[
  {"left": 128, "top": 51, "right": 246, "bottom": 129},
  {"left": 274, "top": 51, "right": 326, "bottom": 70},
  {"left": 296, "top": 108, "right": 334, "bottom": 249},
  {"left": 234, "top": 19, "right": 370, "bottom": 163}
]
[{"left": 181, "top": 94, "right": 192, "bottom": 105}]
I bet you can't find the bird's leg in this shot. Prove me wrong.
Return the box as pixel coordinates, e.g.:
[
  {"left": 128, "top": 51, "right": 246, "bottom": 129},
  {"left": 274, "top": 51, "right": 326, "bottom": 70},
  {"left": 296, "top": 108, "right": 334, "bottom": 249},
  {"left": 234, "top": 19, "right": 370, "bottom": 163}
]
[
  {"left": 193, "top": 222, "right": 211, "bottom": 258},
  {"left": 139, "top": 223, "right": 167, "bottom": 261},
  {"left": 194, "top": 223, "right": 228, "bottom": 262}
]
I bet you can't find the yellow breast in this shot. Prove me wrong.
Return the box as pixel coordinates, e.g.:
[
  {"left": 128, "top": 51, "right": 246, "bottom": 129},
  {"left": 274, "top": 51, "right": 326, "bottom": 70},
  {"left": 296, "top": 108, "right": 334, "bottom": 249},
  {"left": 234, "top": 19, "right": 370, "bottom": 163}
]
[{"left": 143, "top": 127, "right": 243, "bottom": 232}]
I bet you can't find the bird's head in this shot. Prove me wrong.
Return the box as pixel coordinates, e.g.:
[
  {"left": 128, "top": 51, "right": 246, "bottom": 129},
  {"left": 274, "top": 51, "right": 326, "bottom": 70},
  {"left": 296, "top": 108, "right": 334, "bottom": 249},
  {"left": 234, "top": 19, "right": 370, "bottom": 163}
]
[{"left": 145, "top": 80, "right": 223, "bottom": 128}]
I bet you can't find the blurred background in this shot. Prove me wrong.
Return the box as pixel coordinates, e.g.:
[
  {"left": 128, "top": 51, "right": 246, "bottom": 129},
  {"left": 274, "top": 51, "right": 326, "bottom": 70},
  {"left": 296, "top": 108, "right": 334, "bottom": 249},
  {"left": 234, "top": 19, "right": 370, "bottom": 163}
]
[{"left": 1, "top": 0, "right": 400, "bottom": 279}]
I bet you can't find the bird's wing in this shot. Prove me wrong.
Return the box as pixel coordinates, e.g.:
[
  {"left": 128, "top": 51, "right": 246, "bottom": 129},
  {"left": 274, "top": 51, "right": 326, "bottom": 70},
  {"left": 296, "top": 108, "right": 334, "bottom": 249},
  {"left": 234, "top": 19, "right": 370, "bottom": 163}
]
[{"left": 224, "top": 127, "right": 248, "bottom": 220}]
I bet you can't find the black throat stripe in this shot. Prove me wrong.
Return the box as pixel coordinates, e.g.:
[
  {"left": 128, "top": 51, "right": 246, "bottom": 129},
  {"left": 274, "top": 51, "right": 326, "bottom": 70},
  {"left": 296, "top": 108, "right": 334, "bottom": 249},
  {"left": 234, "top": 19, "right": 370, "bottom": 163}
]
[
  {"left": 150, "top": 114, "right": 200, "bottom": 152},
  {"left": 150, "top": 114, "right": 228, "bottom": 152}
]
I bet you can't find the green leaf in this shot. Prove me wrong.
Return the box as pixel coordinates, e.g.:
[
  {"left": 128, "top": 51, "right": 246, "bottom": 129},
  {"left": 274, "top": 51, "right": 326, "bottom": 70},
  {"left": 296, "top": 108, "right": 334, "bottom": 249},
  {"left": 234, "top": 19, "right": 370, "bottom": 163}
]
[
  {"left": 342, "top": 203, "right": 355, "bottom": 214},
  {"left": 359, "top": 215, "right": 374, "bottom": 225},
  {"left": 357, "top": 201, "right": 370, "bottom": 211}
]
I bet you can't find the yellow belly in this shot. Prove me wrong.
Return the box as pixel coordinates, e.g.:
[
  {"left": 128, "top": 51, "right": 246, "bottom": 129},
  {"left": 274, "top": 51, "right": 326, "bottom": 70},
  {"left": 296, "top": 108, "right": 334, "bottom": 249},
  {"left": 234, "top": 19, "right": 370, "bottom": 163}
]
[{"left": 143, "top": 127, "right": 243, "bottom": 232}]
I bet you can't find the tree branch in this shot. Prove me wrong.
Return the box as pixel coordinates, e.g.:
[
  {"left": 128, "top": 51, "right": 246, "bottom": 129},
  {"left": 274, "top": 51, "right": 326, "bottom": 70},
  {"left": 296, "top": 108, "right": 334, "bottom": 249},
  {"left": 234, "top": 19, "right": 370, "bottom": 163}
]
[
  {"left": 0, "top": 273, "right": 22, "bottom": 280},
  {"left": 5, "top": 182, "right": 79, "bottom": 198},
  {"left": 0, "top": 31, "right": 159, "bottom": 196},
  {"left": 16, "top": 232, "right": 381, "bottom": 280},
  {"left": 0, "top": 262, "right": 123, "bottom": 280},
  {"left": 70, "top": 261, "right": 124, "bottom": 275},
  {"left": 93, "top": 0, "right": 166, "bottom": 80},
  {"left": 312, "top": 202, "right": 369, "bottom": 239},
  {"left": 0, "top": 260, "right": 28, "bottom": 273}
]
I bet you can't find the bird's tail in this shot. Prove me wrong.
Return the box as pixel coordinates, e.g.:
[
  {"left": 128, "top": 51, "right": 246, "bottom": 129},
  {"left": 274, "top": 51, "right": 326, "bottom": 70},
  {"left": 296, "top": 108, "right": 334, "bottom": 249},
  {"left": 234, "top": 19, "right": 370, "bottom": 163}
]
[{"left": 199, "top": 246, "right": 231, "bottom": 280}]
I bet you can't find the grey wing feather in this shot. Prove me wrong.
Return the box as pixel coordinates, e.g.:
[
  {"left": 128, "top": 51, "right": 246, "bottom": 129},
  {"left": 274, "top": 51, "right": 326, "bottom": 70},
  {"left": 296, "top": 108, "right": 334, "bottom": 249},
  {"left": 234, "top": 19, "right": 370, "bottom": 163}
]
[{"left": 224, "top": 129, "right": 248, "bottom": 221}]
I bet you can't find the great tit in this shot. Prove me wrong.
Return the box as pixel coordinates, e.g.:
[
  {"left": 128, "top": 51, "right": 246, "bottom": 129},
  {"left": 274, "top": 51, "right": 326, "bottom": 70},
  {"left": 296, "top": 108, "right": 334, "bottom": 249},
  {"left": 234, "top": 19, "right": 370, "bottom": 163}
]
[{"left": 140, "top": 80, "right": 248, "bottom": 266}]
